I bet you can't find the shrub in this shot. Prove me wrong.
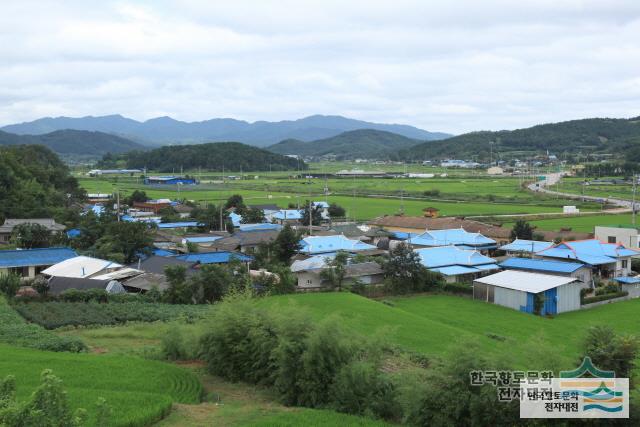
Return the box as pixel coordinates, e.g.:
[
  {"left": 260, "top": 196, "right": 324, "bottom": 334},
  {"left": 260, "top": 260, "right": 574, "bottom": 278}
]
[
  {"left": 0, "top": 274, "right": 20, "bottom": 299},
  {"left": 441, "top": 282, "right": 473, "bottom": 295},
  {"left": 582, "top": 291, "right": 628, "bottom": 305}
]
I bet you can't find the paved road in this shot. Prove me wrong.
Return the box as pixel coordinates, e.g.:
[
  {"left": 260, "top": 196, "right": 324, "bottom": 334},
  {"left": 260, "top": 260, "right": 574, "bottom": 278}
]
[{"left": 527, "top": 173, "right": 637, "bottom": 212}]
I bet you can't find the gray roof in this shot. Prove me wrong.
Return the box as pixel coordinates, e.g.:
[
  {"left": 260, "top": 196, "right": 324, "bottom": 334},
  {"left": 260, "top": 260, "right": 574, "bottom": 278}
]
[
  {"left": 0, "top": 219, "right": 65, "bottom": 233},
  {"left": 212, "top": 230, "right": 279, "bottom": 250},
  {"left": 133, "top": 255, "right": 197, "bottom": 275},
  {"left": 47, "top": 276, "right": 112, "bottom": 295},
  {"left": 344, "top": 262, "right": 384, "bottom": 278},
  {"left": 123, "top": 273, "right": 169, "bottom": 292}
]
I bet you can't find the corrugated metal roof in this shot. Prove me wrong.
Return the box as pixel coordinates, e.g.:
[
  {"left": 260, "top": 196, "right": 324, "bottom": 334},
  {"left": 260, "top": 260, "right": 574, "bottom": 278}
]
[
  {"left": 41, "top": 256, "right": 123, "bottom": 278},
  {"left": 615, "top": 276, "right": 640, "bottom": 284},
  {"left": 500, "top": 239, "right": 553, "bottom": 253},
  {"left": 273, "top": 210, "right": 303, "bottom": 220},
  {"left": 537, "top": 239, "right": 639, "bottom": 265},
  {"left": 183, "top": 236, "right": 223, "bottom": 243},
  {"left": 238, "top": 223, "right": 282, "bottom": 231},
  {"left": 176, "top": 251, "right": 253, "bottom": 264},
  {"left": 431, "top": 265, "right": 481, "bottom": 276},
  {"left": 409, "top": 228, "right": 496, "bottom": 247},
  {"left": 475, "top": 270, "right": 578, "bottom": 293},
  {"left": 299, "top": 235, "right": 377, "bottom": 254},
  {"left": 0, "top": 247, "right": 77, "bottom": 268},
  {"left": 158, "top": 222, "right": 200, "bottom": 229},
  {"left": 500, "top": 257, "right": 585, "bottom": 274},
  {"left": 415, "top": 246, "right": 496, "bottom": 268}
]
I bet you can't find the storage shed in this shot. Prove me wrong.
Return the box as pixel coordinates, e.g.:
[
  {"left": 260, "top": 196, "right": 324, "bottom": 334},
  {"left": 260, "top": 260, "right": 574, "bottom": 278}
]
[{"left": 473, "top": 270, "right": 581, "bottom": 315}]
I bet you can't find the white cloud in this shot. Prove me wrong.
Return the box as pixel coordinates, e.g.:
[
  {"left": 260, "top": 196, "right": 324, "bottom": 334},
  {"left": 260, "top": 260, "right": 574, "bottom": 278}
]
[{"left": 0, "top": 0, "right": 639, "bottom": 133}]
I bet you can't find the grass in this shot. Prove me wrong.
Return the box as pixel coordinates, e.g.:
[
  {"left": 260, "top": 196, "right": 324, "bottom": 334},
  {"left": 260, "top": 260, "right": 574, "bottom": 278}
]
[
  {"left": 503, "top": 213, "right": 636, "bottom": 233},
  {"left": 0, "top": 343, "right": 203, "bottom": 426}
]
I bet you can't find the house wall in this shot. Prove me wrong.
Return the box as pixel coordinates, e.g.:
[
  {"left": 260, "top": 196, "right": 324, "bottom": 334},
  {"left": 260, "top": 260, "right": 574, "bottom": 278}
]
[
  {"left": 296, "top": 271, "right": 325, "bottom": 289},
  {"left": 556, "top": 282, "right": 581, "bottom": 313},
  {"left": 0, "top": 265, "right": 37, "bottom": 280},
  {"left": 594, "top": 226, "right": 640, "bottom": 249},
  {"left": 493, "top": 286, "right": 527, "bottom": 311},
  {"left": 622, "top": 283, "right": 640, "bottom": 298}
]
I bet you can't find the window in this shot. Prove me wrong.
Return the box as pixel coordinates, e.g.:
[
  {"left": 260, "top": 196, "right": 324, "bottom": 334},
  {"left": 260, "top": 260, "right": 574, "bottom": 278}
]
[
  {"left": 622, "top": 260, "right": 628, "bottom": 269},
  {"left": 608, "top": 236, "right": 616, "bottom": 244},
  {"left": 306, "top": 279, "right": 312, "bottom": 285}
]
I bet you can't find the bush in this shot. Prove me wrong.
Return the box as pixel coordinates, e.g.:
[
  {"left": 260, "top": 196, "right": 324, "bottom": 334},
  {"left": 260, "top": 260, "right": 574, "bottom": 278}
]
[
  {"left": 0, "top": 297, "right": 86, "bottom": 352},
  {"left": 0, "top": 274, "right": 20, "bottom": 299},
  {"left": 441, "top": 282, "right": 473, "bottom": 295},
  {"left": 14, "top": 301, "right": 210, "bottom": 329},
  {"left": 582, "top": 291, "right": 628, "bottom": 305}
]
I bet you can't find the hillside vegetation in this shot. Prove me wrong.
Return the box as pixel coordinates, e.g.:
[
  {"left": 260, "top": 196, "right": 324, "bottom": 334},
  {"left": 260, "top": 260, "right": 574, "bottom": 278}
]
[
  {"left": 268, "top": 129, "right": 423, "bottom": 160},
  {"left": 120, "top": 142, "right": 306, "bottom": 172},
  {"left": 400, "top": 116, "right": 640, "bottom": 161},
  {"left": 0, "top": 129, "right": 144, "bottom": 156}
]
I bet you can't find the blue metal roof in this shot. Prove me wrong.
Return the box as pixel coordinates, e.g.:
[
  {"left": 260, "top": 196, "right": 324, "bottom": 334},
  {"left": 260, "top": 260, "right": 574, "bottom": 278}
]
[
  {"left": 183, "top": 236, "right": 223, "bottom": 243},
  {"left": 299, "top": 235, "right": 377, "bottom": 255},
  {"left": 615, "top": 276, "right": 640, "bottom": 284},
  {"left": 66, "top": 228, "right": 81, "bottom": 239},
  {"left": 537, "top": 239, "right": 639, "bottom": 265},
  {"left": 176, "top": 251, "right": 253, "bottom": 264},
  {"left": 500, "top": 257, "right": 585, "bottom": 274},
  {"left": 238, "top": 223, "right": 282, "bottom": 232},
  {"left": 152, "top": 248, "right": 177, "bottom": 257},
  {"left": 431, "top": 265, "right": 482, "bottom": 276},
  {"left": 391, "top": 232, "right": 420, "bottom": 240},
  {"left": 409, "top": 228, "right": 496, "bottom": 247},
  {"left": 273, "top": 210, "right": 303, "bottom": 220},
  {"left": 0, "top": 247, "right": 77, "bottom": 268},
  {"left": 415, "top": 245, "right": 496, "bottom": 268},
  {"left": 500, "top": 239, "right": 553, "bottom": 253},
  {"left": 158, "top": 221, "right": 201, "bottom": 229},
  {"left": 229, "top": 212, "right": 242, "bottom": 227}
]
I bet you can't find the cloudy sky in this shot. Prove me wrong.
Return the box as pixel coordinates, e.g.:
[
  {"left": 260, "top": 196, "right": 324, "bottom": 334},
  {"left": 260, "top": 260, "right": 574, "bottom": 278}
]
[{"left": 1, "top": 0, "right": 639, "bottom": 134}]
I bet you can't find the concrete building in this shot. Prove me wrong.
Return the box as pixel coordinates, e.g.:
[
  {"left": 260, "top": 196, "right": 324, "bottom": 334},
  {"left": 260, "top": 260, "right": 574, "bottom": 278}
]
[
  {"left": 500, "top": 257, "right": 592, "bottom": 289},
  {"left": 595, "top": 226, "right": 640, "bottom": 249},
  {"left": 473, "top": 270, "right": 582, "bottom": 315},
  {"left": 0, "top": 248, "right": 77, "bottom": 280}
]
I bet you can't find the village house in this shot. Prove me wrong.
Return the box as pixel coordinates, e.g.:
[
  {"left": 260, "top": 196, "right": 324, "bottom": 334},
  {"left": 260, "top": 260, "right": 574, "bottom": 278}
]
[
  {"left": 210, "top": 229, "right": 280, "bottom": 253},
  {"left": 407, "top": 228, "right": 497, "bottom": 253},
  {"left": 0, "top": 247, "right": 77, "bottom": 280},
  {"left": 473, "top": 270, "right": 582, "bottom": 315},
  {"left": 535, "top": 239, "right": 638, "bottom": 279},
  {"left": 594, "top": 225, "right": 640, "bottom": 249},
  {"left": 499, "top": 239, "right": 553, "bottom": 256},
  {"left": 414, "top": 246, "right": 498, "bottom": 283},
  {"left": 291, "top": 255, "right": 384, "bottom": 289},
  {"left": 500, "top": 257, "right": 592, "bottom": 289},
  {"left": 298, "top": 235, "right": 378, "bottom": 256},
  {"left": 0, "top": 218, "right": 66, "bottom": 244}
]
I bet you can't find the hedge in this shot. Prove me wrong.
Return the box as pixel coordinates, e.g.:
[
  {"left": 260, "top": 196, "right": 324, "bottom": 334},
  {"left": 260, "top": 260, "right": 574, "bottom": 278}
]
[
  {"left": 441, "top": 282, "right": 473, "bottom": 295},
  {"left": 581, "top": 291, "right": 628, "bottom": 305}
]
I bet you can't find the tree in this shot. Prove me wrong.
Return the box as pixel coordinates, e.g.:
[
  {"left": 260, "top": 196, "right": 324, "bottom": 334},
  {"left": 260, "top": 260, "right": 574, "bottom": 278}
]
[
  {"left": 240, "top": 207, "right": 266, "bottom": 224},
  {"left": 126, "top": 190, "right": 147, "bottom": 205},
  {"left": 320, "top": 251, "right": 349, "bottom": 290},
  {"left": 94, "top": 221, "right": 154, "bottom": 263},
  {"left": 225, "top": 194, "right": 245, "bottom": 210},
  {"left": 0, "top": 273, "right": 20, "bottom": 299},
  {"left": 188, "top": 263, "right": 248, "bottom": 303},
  {"left": 327, "top": 203, "right": 346, "bottom": 218},
  {"left": 510, "top": 219, "right": 534, "bottom": 240},
  {"left": 10, "top": 223, "right": 52, "bottom": 249},
  {"left": 274, "top": 224, "right": 301, "bottom": 263},
  {"left": 583, "top": 325, "right": 639, "bottom": 381},
  {"left": 192, "top": 204, "right": 231, "bottom": 232},
  {"left": 158, "top": 206, "right": 180, "bottom": 223},
  {"left": 301, "top": 200, "right": 323, "bottom": 226},
  {"left": 383, "top": 243, "right": 438, "bottom": 294},
  {"left": 163, "top": 265, "right": 191, "bottom": 304}
]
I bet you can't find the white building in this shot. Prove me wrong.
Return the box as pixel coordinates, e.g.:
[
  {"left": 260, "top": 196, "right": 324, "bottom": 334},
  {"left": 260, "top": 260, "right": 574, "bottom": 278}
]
[{"left": 595, "top": 226, "right": 640, "bottom": 250}]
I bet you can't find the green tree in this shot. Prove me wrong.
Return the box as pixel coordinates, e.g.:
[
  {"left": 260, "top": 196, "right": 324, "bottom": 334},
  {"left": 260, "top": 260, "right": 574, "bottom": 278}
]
[
  {"left": 320, "top": 251, "right": 349, "bottom": 290},
  {"left": 189, "top": 263, "right": 247, "bottom": 303},
  {"left": 225, "top": 194, "right": 245, "bottom": 210},
  {"left": 301, "top": 200, "right": 323, "bottom": 226},
  {"left": 327, "top": 203, "right": 346, "bottom": 218},
  {"left": 240, "top": 207, "right": 266, "bottom": 224},
  {"left": 274, "top": 224, "right": 301, "bottom": 263},
  {"left": 126, "top": 190, "right": 147, "bottom": 205},
  {"left": 94, "top": 221, "right": 154, "bottom": 263},
  {"left": 192, "top": 204, "right": 231, "bottom": 232},
  {"left": 0, "top": 273, "right": 21, "bottom": 299},
  {"left": 10, "top": 223, "right": 52, "bottom": 249},
  {"left": 158, "top": 206, "right": 180, "bottom": 223},
  {"left": 383, "top": 243, "right": 434, "bottom": 294},
  {"left": 163, "top": 265, "right": 191, "bottom": 304},
  {"left": 583, "top": 325, "right": 639, "bottom": 381},
  {"left": 510, "top": 219, "right": 534, "bottom": 240}
]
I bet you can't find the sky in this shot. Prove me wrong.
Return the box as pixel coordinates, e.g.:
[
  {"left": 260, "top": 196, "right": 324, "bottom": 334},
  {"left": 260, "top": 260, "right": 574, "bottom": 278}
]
[{"left": 1, "top": 0, "right": 639, "bottom": 134}]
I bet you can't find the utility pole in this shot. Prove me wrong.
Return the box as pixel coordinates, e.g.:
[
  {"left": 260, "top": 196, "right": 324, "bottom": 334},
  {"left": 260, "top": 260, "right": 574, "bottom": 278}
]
[
  {"left": 116, "top": 188, "right": 120, "bottom": 222},
  {"left": 308, "top": 199, "right": 313, "bottom": 236},
  {"left": 633, "top": 174, "right": 637, "bottom": 227}
]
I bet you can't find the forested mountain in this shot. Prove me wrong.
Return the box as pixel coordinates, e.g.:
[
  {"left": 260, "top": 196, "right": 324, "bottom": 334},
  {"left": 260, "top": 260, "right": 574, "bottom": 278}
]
[
  {"left": 399, "top": 117, "right": 640, "bottom": 161},
  {"left": 0, "top": 145, "right": 84, "bottom": 223},
  {"left": 267, "top": 129, "right": 423, "bottom": 159},
  {"left": 0, "top": 129, "right": 144, "bottom": 156},
  {"left": 121, "top": 142, "right": 306, "bottom": 172},
  {"left": 1, "top": 114, "right": 450, "bottom": 146}
]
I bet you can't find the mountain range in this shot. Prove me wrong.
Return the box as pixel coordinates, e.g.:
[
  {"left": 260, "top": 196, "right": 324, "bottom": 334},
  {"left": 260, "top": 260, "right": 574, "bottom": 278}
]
[
  {"left": 0, "top": 129, "right": 145, "bottom": 156},
  {"left": 267, "top": 129, "right": 421, "bottom": 160},
  {"left": 1, "top": 114, "right": 450, "bottom": 146}
]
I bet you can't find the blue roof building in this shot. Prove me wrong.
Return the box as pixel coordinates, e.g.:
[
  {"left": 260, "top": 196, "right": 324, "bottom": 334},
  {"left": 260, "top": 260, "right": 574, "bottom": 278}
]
[
  {"left": 273, "top": 210, "right": 303, "bottom": 221},
  {"left": 0, "top": 247, "right": 77, "bottom": 279},
  {"left": 536, "top": 239, "right": 639, "bottom": 280},
  {"left": 229, "top": 212, "right": 242, "bottom": 227},
  {"left": 176, "top": 251, "right": 253, "bottom": 264},
  {"left": 238, "top": 223, "right": 282, "bottom": 232},
  {"left": 500, "top": 257, "right": 585, "bottom": 274},
  {"left": 299, "top": 235, "right": 377, "bottom": 255},
  {"left": 157, "top": 221, "right": 201, "bottom": 229},
  {"left": 66, "top": 228, "right": 81, "bottom": 239},
  {"left": 144, "top": 176, "right": 197, "bottom": 185},
  {"left": 415, "top": 246, "right": 498, "bottom": 283},
  {"left": 408, "top": 228, "right": 497, "bottom": 251},
  {"left": 182, "top": 236, "right": 223, "bottom": 244},
  {"left": 500, "top": 239, "right": 553, "bottom": 254}
]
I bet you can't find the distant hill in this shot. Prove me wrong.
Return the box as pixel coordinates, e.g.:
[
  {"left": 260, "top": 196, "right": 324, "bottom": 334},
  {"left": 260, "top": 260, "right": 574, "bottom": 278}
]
[
  {"left": 399, "top": 117, "right": 640, "bottom": 161},
  {"left": 0, "top": 129, "right": 145, "bottom": 156},
  {"left": 121, "top": 142, "right": 305, "bottom": 172},
  {"left": 267, "top": 129, "right": 424, "bottom": 160},
  {"left": 1, "top": 114, "right": 450, "bottom": 146}
]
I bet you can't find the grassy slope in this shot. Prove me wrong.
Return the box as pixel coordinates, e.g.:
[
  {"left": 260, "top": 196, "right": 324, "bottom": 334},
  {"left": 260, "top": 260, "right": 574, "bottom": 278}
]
[
  {"left": 262, "top": 293, "right": 640, "bottom": 368},
  {"left": 503, "top": 213, "right": 634, "bottom": 233}
]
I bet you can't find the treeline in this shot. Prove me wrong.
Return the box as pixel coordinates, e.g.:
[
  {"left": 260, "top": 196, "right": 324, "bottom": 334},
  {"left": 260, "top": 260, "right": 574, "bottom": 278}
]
[
  {"left": 400, "top": 117, "right": 640, "bottom": 161},
  {"left": 0, "top": 145, "right": 85, "bottom": 223},
  {"left": 102, "top": 142, "right": 306, "bottom": 172}
]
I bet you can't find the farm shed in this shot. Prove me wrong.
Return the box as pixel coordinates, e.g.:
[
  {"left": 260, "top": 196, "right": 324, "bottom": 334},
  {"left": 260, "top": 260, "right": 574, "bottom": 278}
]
[
  {"left": 473, "top": 270, "right": 581, "bottom": 315},
  {"left": 500, "top": 257, "right": 592, "bottom": 289},
  {"left": 144, "top": 176, "right": 196, "bottom": 185}
]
